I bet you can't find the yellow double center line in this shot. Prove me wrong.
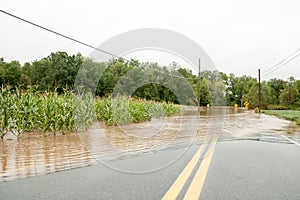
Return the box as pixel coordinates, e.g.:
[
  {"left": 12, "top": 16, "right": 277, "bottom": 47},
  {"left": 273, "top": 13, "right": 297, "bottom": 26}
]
[{"left": 162, "top": 134, "right": 219, "bottom": 200}]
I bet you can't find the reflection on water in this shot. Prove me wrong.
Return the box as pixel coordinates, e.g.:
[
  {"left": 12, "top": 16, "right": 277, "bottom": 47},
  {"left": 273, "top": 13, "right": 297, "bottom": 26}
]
[
  {"left": 220, "top": 109, "right": 300, "bottom": 143},
  {"left": 0, "top": 133, "right": 92, "bottom": 182},
  {"left": 1, "top": 107, "right": 299, "bottom": 182}
]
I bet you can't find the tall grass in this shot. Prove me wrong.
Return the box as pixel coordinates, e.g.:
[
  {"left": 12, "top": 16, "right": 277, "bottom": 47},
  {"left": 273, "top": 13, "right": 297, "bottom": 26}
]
[{"left": 0, "top": 89, "right": 181, "bottom": 139}]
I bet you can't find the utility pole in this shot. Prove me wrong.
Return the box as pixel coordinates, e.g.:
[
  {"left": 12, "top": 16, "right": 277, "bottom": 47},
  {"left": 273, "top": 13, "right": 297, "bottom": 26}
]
[
  {"left": 197, "top": 58, "right": 201, "bottom": 111},
  {"left": 258, "top": 68, "right": 261, "bottom": 113}
]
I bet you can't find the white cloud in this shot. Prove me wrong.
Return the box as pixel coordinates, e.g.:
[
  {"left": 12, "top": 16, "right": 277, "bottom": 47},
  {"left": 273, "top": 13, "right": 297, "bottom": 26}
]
[{"left": 0, "top": 0, "right": 299, "bottom": 79}]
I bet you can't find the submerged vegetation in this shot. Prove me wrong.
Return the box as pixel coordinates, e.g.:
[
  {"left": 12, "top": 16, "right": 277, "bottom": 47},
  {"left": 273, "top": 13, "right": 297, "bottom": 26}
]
[
  {"left": 0, "top": 89, "right": 180, "bottom": 139},
  {"left": 262, "top": 110, "right": 300, "bottom": 125},
  {"left": 95, "top": 97, "right": 180, "bottom": 126}
]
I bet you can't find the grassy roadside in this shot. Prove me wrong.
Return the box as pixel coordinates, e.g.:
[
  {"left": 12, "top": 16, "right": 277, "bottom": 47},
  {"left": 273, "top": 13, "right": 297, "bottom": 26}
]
[{"left": 262, "top": 110, "right": 300, "bottom": 125}]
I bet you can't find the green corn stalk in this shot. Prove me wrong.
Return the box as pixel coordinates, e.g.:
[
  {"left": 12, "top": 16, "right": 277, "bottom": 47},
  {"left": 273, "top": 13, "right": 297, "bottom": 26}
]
[
  {"left": 1, "top": 87, "right": 181, "bottom": 138},
  {"left": 0, "top": 95, "right": 9, "bottom": 139}
]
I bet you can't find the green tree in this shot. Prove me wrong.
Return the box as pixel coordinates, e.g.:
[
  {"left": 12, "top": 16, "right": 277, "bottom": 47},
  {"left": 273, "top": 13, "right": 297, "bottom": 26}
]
[
  {"left": 201, "top": 70, "right": 225, "bottom": 106},
  {"left": 280, "top": 77, "right": 298, "bottom": 106},
  {"left": 22, "top": 52, "right": 83, "bottom": 92},
  {"left": 268, "top": 78, "right": 286, "bottom": 104},
  {"left": 0, "top": 60, "right": 22, "bottom": 87}
]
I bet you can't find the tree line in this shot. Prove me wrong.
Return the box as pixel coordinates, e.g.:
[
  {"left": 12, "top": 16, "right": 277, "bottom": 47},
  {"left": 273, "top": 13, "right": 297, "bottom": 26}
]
[{"left": 0, "top": 51, "right": 299, "bottom": 109}]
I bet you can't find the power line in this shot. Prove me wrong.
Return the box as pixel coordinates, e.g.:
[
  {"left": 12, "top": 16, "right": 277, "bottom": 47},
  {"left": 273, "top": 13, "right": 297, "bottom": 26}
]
[
  {"left": 262, "top": 47, "right": 300, "bottom": 77},
  {"left": 263, "top": 52, "right": 300, "bottom": 77},
  {"left": 0, "top": 9, "right": 199, "bottom": 80},
  {"left": 263, "top": 48, "right": 300, "bottom": 74},
  {"left": 0, "top": 9, "right": 122, "bottom": 59}
]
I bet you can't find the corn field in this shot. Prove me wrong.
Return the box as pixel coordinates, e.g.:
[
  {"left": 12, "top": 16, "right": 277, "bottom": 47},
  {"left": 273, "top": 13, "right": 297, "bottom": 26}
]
[
  {"left": 95, "top": 97, "right": 181, "bottom": 126},
  {"left": 0, "top": 89, "right": 181, "bottom": 139}
]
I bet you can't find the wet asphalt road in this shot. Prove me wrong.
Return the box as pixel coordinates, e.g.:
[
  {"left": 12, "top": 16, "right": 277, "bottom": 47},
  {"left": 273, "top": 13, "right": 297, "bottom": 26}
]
[
  {"left": 201, "top": 141, "right": 300, "bottom": 200},
  {"left": 0, "top": 145, "right": 199, "bottom": 200},
  {"left": 1, "top": 139, "right": 300, "bottom": 200}
]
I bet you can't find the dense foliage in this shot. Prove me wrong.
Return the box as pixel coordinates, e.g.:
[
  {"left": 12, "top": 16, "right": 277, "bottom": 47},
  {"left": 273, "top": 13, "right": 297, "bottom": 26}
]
[
  {"left": 1, "top": 51, "right": 300, "bottom": 109},
  {"left": 0, "top": 52, "right": 210, "bottom": 106},
  {"left": 218, "top": 73, "right": 300, "bottom": 109}
]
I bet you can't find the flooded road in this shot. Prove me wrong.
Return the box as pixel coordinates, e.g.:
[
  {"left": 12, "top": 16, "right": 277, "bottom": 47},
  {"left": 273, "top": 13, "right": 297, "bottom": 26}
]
[{"left": 1, "top": 107, "right": 300, "bottom": 182}]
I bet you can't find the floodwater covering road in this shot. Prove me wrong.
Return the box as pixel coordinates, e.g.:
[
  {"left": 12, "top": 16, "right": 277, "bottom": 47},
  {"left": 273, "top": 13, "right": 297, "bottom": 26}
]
[
  {"left": 1, "top": 106, "right": 300, "bottom": 199},
  {"left": 0, "top": 107, "right": 299, "bottom": 182}
]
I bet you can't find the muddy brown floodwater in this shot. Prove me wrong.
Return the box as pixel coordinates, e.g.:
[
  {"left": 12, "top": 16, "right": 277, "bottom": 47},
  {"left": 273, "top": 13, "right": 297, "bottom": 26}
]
[{"left": 1, "top": 107, "right": 300, "bottom": 182}]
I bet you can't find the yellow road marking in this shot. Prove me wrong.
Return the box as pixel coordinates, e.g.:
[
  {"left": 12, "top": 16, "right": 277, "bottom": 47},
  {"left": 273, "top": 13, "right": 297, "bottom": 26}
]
[
  {"left": 183, "top": 136, "right": 218, "bottom": 200},
  {"left": 162, "top": 142, "right": 207, "bottom": 200}
]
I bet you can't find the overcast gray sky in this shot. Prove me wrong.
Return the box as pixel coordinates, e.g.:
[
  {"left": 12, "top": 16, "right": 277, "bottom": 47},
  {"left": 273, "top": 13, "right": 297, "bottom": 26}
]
[{"left": 1, "top": 0, "right": 300, "bottom": 80}]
